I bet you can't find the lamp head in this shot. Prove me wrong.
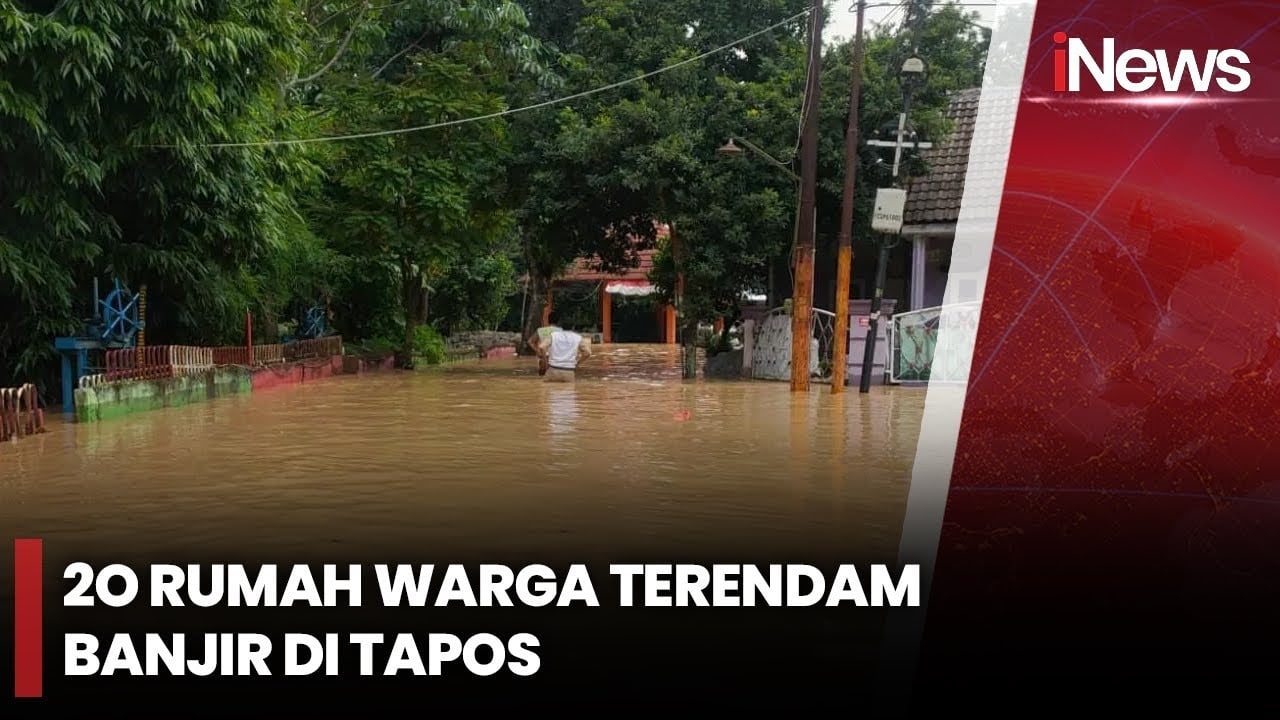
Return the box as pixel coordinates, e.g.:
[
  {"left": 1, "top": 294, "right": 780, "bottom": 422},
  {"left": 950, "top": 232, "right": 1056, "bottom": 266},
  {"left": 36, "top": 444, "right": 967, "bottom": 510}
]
[
  {"left": 717, "top": 138, "right": 744, "bottom": 157},
  {"left": 901, "top": 56, "right": 925, "bottom": 77}
]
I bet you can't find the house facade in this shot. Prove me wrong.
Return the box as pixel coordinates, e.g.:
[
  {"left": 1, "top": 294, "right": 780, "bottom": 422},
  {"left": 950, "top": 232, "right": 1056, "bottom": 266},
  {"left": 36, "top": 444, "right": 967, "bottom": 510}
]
[{"left": 900, "top": 87, "right": 980, "bottom": 311}]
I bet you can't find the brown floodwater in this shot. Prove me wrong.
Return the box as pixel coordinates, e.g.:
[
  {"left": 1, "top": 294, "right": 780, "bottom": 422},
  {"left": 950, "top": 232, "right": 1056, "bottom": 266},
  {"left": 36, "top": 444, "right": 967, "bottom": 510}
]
[{"left": 0, "top": 344, "right": 925, "bottom": 573}]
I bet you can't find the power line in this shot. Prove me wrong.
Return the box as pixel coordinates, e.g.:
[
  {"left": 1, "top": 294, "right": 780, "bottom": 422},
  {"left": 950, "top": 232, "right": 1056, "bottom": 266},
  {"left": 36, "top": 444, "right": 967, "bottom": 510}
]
[
  {"left": 849, "top": 1, "right": 998, "bottom": 11},
  {"left": 875, "top": 4, "right": 905, "bottom": 30},
  {"left": 148, "top": 9, "right": 813, "bottom": 150},
  {"left": 793, "top": 6, "right": 821, "bottom": 158},
  {"left": 840, "top": 1, "right": 996, "bottom": 32}
]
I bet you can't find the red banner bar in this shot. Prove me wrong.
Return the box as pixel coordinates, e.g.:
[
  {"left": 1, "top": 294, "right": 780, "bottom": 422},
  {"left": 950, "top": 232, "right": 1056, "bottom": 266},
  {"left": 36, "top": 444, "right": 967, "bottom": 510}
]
[{"left": 14, "top": 538, "right": 43, "bottom": 698}]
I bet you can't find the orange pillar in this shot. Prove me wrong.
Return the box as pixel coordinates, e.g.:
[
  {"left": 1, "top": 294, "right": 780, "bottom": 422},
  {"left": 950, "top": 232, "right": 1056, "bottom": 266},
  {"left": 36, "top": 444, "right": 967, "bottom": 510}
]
[
  {"left": 664, "top": 304, "right": 677, "bottom": 344},
  {"left": 542, "top": 286, "right": 553, "bottom": 325},
  {"left": 714, "top": 317, "right": 725, "bottom": 334},
  {"left": 600, "top": 290, "right": 612, "bottom": 343}
]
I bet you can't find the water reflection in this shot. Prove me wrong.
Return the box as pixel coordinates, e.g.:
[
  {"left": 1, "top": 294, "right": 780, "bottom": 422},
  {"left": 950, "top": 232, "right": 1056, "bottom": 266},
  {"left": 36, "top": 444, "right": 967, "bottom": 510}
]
[
  {"left": 545, "top": 384, "right": 580, "bottom": 439},
  {"left": 0, "top": 344, "right": 926, "bottom": 571}
]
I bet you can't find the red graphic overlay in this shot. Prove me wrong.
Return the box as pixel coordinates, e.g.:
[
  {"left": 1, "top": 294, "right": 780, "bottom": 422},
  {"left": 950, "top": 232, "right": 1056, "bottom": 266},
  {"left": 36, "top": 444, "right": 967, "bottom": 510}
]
[
  {"left": 14, "top": 538, "right": 43, "bottom": 698},
  {"left": 1052, "top": 31, "right": 1067, "bottom": 91},
  {"left": 923, "top": 0, "right": 1280, "bottom": 696}
]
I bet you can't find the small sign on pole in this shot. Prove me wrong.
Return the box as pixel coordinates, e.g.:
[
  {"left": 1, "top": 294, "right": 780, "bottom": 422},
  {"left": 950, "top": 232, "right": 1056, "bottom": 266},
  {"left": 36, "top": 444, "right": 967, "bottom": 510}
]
[{"left": 871, "top": 188, "right": 907, "bottom": 234}]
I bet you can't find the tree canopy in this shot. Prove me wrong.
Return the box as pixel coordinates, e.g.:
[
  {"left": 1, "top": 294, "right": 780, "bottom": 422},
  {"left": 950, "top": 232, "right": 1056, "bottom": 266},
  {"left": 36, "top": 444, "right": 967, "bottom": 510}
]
[{"left": 0, "top": 0, "right": 991, "bottom": 395}]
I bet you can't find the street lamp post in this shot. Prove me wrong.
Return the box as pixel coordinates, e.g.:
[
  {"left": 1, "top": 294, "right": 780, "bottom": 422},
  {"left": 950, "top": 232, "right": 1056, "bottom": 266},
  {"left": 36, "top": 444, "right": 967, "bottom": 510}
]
[
  {"left": 717, "top": 137, "right": 800, "bottom": 183},
  {"left": 718, "top": 137, "right": 806, "bottom": 310},
  {"left": 859, "top": 54, "right": 928, "bottom": 394}
]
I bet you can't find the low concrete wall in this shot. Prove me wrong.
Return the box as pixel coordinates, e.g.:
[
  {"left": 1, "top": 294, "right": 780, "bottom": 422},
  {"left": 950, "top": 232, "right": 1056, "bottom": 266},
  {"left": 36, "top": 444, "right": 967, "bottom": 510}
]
[
  {"left": 449, "top": 330, "right": 521, "bottom": 351},
  {"left": 342, "top": 355, "right": 396, "bottom": 375},
  {"left": 251, "top": 363, "right": 304, "bottom": 392},
  {"left": 74, "top": 368, "right": 251, "bottom": 423},
  {"left": 72, "top": 349, "right": 434, "bottom": 424},
  {"left": 703, "top": 349, "right": 744, "bottom": 380},
  {"left": 250, "top": 355, "right": 345, "bottom": 392},
  {"left": 75, "top": 355, "right": 358, "bottom": 423}
]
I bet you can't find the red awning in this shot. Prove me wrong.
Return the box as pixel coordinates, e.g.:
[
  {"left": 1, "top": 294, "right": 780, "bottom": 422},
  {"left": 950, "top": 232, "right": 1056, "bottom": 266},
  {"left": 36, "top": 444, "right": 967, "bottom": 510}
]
[{"left": 605, "top": 280, "right": 656, "bottom": 296}]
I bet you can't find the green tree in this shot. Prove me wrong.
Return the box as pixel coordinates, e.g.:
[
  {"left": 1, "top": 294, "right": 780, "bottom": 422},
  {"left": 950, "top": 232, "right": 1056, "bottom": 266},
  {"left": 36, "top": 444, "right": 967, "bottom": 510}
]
[
  {"left": 509, "top": 0, "right": 812, "bottom": 372},
  {"left": 296, "top": 0, "right": 554, "bottom": 365},
  {"left": 429, "top": 250, "right": 520, "bottom": 335},
  {"left": 0, "top": 0, "right": 312, "bottom": 395}
]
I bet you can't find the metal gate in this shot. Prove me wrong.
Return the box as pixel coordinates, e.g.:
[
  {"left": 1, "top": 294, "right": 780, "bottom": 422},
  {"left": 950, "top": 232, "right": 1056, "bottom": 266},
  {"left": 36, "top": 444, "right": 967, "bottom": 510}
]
[
  {"left": 888, "top": 301, "right": 982, "bottom": 384},
  {"left": 750, "top": 307, "right": 837, "bottom": 383}
]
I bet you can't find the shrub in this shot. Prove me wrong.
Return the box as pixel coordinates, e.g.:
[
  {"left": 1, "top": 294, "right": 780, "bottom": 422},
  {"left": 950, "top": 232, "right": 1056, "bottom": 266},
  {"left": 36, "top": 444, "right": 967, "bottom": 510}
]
[
  {"left": 413, "top": 325, "right": 446, "bottom": 365},
  {"left": 359, "top": 337, "right": 399, "bottom": 356}
]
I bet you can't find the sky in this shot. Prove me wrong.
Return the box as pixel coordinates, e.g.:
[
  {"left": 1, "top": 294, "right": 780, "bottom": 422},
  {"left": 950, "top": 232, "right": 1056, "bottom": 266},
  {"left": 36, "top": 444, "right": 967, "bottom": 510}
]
[{"left": 823, "top": 1, "right": 1000, "bottom": 44}]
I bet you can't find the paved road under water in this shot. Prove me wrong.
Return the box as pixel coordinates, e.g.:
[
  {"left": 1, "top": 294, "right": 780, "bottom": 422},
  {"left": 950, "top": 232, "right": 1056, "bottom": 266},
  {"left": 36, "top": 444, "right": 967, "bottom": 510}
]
[{"left": 1, "top": 344, "right": 925, "bottom": 572}]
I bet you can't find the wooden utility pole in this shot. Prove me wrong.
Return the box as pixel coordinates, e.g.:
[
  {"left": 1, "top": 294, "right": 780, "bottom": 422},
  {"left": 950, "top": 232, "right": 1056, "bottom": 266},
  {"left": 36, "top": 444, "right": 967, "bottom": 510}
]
[
  {"left": 831, "top": 0, "right": 867, "bottom": 394},
  {"left": 790, "top": 0, "right": 825, "bottom": 392}
]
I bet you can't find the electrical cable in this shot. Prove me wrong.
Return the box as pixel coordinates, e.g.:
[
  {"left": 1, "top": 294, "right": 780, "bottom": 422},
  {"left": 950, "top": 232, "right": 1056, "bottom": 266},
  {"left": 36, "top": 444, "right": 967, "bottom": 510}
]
[
  {"left": 146, "top": 9, "right": 814, "bottom": 150},
  {"left": 792, "top": 7, "right": 818, "bottom": 159},
  {"left": 876, "top": 4, "right": 905, "bottom": 31},
  {"left": 784, "top": 2, "right": 823, "bottom": 296},
  {"left": 849, "top": 1, "right": 997, "bottom": 12}
]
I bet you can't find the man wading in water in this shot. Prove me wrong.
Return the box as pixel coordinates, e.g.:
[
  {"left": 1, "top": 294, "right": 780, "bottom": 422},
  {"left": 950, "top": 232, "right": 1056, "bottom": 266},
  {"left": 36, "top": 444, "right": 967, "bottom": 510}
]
[
  {"left": 539, "top": 325, "right": 592, "bottom": 383},
  {"left": 531, "top": 312, "right": 563, "bottom": 376}
]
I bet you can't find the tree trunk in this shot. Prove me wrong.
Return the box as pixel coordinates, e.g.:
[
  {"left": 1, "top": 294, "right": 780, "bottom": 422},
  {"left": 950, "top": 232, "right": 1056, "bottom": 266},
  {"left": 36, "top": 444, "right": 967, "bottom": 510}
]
[
  {"left": 718, "top": 308, "right": 740, "bottom": 354},
  {"left": 520, "top": 271, "right": 550, "bottom": 356},
  {"left": 667, "top": 219, "right": 697, "bottom": 380},
  {"left": 680, "top": 319, "right": 698, "bottom": 379},
  {"left": 398, "top": 257, "right": 425, "bottom": 369}
]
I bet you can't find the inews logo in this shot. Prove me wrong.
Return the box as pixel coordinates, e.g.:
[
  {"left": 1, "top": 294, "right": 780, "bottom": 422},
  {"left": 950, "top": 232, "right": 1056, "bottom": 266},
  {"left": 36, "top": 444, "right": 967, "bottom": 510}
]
[{"left": 1052, "top": 31, "right": 1252, "bottom": 93}]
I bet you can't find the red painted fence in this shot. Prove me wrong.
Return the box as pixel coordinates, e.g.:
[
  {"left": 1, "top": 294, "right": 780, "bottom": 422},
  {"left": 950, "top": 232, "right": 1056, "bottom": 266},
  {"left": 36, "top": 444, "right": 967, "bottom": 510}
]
[
  {"left": 211, "top": 347, "right": 250, "bottom": 366},
  {"left": 285, "top": 336, "right": 343, "bottom": 361},
  {"left": 103, "top": 337, "right": 343, "bottom": 382}
]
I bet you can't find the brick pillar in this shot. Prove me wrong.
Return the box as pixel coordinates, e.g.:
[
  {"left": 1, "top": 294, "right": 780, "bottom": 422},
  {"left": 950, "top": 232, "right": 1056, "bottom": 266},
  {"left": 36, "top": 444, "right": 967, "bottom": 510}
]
[{"left": 600, "top": 290, "right": 612, "bottom": 343}]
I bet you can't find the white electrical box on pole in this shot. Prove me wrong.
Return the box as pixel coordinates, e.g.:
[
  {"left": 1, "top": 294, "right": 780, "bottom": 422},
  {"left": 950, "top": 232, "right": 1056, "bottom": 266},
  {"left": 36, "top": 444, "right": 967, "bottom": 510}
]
[{"left": 871, "top": 188, "right": 907, "bottom": 234}]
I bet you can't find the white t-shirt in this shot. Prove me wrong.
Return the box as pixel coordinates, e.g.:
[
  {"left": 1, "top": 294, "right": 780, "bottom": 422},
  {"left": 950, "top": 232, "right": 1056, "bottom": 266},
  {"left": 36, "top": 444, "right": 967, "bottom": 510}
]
[{"left": 547, "top": 330, "right": 584, "bottom": 369}]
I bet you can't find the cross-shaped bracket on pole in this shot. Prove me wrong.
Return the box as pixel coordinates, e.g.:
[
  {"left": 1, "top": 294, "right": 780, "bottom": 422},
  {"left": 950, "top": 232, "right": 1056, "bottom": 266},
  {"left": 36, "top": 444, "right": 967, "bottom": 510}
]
[{"left": 866, "top": 125, "right": 932, "bottom": 178}]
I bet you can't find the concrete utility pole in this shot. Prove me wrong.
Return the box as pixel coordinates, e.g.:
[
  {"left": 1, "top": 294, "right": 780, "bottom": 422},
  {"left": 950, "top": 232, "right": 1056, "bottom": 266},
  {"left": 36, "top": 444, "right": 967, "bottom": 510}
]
[
  {"left": 831, "top": 0, "right": 867, "bottom": 394},
  {"left": 790, "top": 0, "right": 825, "bottom": 392},
  {"left": 859, "top": 0, "right": 931, "bottom": 393}
]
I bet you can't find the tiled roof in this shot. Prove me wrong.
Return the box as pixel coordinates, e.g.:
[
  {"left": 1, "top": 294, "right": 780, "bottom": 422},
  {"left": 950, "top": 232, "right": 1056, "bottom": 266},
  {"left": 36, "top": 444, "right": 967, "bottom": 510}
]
[
  {"left": 903, "top": 87, "right": 981, "bottom": 227},
  {"left": 557, "top": 224, "right": 669, "bottom": 283},
  {"left": 560, "top": 247, "right": 658, "bottom": 282}
]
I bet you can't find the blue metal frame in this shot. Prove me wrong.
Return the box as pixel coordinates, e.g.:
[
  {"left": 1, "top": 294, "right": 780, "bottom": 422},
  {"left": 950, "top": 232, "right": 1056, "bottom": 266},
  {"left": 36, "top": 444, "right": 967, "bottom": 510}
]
[
  {"left": 53, "top": 279, "right": 141, "bottom": 414},
  {"left": 98, "top": 280, "right": 142, "bottom": 346},
  {"left": 53, "top": 337, "right": 100, "bottom": 414},
  {"left": 300, "top": 304, "right": 326, "bottom": 339}
]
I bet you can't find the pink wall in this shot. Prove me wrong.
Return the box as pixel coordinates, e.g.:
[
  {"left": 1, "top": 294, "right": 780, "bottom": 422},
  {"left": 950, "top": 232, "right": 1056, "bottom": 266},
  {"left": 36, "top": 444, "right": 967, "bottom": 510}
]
[{"left": 251, "top": 354, "right": 380, "bottom": 392}]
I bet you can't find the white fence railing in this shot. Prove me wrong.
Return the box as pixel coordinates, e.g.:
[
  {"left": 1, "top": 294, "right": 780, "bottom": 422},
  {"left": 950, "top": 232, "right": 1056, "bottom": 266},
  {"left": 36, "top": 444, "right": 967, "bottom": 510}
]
[{"left": 888, "top": 301, "right": 982, "bottom": 384}]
